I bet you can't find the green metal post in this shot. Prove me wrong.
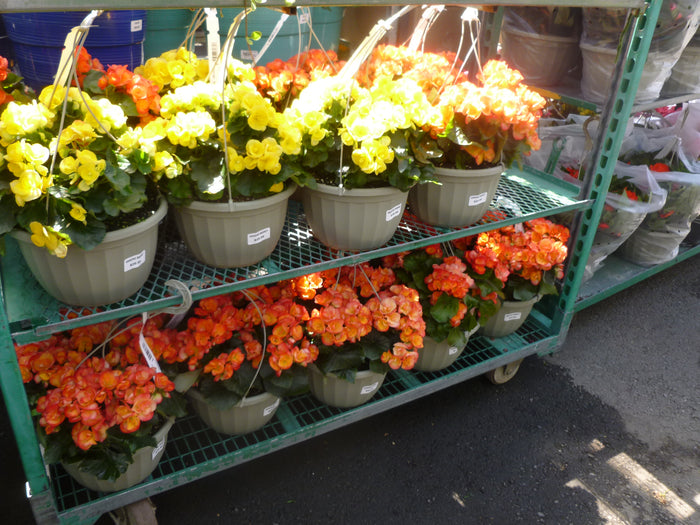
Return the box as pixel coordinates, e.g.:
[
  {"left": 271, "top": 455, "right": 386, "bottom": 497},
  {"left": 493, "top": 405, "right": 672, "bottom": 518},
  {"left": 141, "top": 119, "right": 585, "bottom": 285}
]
[
  {"left": 551, "top": 0, "right": 663, "bottom": 334},
  {"left": 0, "top": 291, "right": 60, "bottom": 523}
]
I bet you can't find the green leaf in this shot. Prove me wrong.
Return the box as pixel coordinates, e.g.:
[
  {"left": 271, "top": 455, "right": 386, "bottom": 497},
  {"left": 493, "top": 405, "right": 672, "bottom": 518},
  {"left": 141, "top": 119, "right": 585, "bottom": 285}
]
[
  {"left": 430, "top": 294, "right": 460, "bottom": 323},
  {"left": 62, "top": 216, "right": 106, "bottom": 251}
]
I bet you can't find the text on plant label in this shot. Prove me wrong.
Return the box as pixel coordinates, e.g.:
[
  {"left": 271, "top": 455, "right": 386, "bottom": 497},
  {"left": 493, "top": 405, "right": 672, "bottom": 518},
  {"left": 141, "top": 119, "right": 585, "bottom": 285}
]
[
  {"left": 247, "top": 227, "right": 271, "bottom": 245},
  {"left": 124, "top": 250, "right": 147, "bottom": 273},
  {"left": 386, "top": 204, "right": 402, "bottom": 222},
  {"left": 468, "top": 192, "right": 489, "bottom": 206},
  {"left": 131, "top": 20, "right": 143, "bottom": 32},
  {"left": 151, "top": 438, "right": 165, "bottom": 461},
  {"left": 361, "top": 382, "right": 379, "bottom": 395},
  {"left": 448, "top": 346, "right": 459, "bottom": 355},
  {"left": 504, "top": 312, "right": 522, "bottom": 322}
]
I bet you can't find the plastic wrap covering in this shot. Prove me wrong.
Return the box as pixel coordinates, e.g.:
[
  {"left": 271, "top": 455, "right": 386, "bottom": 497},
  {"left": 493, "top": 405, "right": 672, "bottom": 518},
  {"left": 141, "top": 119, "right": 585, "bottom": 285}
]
[
  {"left": 662, "top": 28, "right": 700, "bottom": 97},
  {"left": 581, "top": 1, "right": 700, "bottom": 103},
  {"left": 618, "top": 126, "right": 700, "bottom": 266},
  {"left": 584, "top": 163, "right": 666, "bottom": 280},
  {"left": 500, "top": 7, "right": 581, "bottom": 86}
]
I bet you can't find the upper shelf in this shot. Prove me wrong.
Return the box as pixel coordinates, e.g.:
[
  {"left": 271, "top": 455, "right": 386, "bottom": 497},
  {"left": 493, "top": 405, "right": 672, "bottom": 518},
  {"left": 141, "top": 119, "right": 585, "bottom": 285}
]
[
  {"left": 1, "top": 167, "right": 587, "bottom": 344},
  {"left": 0, "top": 1, "right": 647, "bottom": 13}
]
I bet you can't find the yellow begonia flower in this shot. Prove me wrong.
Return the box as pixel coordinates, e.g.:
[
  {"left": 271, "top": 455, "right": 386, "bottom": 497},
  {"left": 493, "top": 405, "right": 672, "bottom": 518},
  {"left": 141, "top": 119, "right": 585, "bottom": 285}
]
[
  {"left": 10, "top": 169, "right": 44, "bottom": 206},
  {"left": 70, "top": 203, "right": 87, "bottom": 223},
  {"left": 245, "top": 139, "right": 265, "bottom": 159},
  {"left": 269, "top": 182, "right": 284, "bottom": 193},
  {"left": 75, "top": 150, "right": 105, "bottom": 191},
  {"left": 227, "top": 147, "right": 246, "bottom": 173},
  {"left": 29, "top": 222, "right": 67, "bottom": 258},
  {"left": 0, "top": 100, "right": 54, "bottom": 142},
  {"left": 247, "top": 104, "right": 273, "bottom": 132}
]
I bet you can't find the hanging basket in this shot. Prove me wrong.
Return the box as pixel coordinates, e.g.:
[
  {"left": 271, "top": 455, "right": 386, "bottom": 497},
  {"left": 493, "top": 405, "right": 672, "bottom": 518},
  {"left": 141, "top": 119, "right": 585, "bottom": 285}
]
[
  {"left": 307, "top": 364, "right": 386, "bottom": 408},
  {"left": 11, "top": 198, "right": 167, "bottom": 307},
  {"left": 480, "top": 296, "right": 539, "bottom": 338},
  {"left": 300, "top": 183, "right": 407, "bottom": 252},
  {"left": 408, "top": 165, "right": 503, "bottom": 228},
  {"left": 173, "top": 184, "right": 294, "bottom": 268},
  {"left": 188, "top": 388, "right": 281, "bottom": 435},
  {"left": 501, "top": 28, "right": 580, "bottom": 86},
  {"left": 61, "top": 417, "right": 174, "bottom": 493}
]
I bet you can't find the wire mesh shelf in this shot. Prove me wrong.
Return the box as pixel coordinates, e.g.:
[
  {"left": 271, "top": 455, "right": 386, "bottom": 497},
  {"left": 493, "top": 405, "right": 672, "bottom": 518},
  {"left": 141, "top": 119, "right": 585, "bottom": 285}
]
[{"left": 2, "top": 169, "right": 587, "bottom": 343}]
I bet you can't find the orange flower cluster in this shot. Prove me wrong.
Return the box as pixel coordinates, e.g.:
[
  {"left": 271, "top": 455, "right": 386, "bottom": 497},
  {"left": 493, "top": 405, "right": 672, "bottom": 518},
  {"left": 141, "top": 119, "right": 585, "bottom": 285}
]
[
  {"left": 74, "top": 47, "right": 104, "bottom": 88},
  {"left": 304, "top": 264, "right": 425, "bottom": 371},
  {"left": 357, "top": 44, "right": 468, "bottom": 98},
  {"left": 97, "top": 62, "right": 161, "bottom": 120},
  {"left": 365, "top": 284, "right": 424, "bottom": 369},
  {"left": 307, "top": 283, "right": 373, "bottom": 346},
  {"left": 0, "top": 55, "right": 15, "bottom": 105},
  {"left": 466, "top": 218, "right": 570, "bottom": 287},
  {"left": 253, "top": 49, "right": 345, "bottom": 110},
  {"left": 431, "top": 59, "right": 546, "bottom": 166},
  {"left": 15, "top": 323, "right": 174, "bottom": 451}
]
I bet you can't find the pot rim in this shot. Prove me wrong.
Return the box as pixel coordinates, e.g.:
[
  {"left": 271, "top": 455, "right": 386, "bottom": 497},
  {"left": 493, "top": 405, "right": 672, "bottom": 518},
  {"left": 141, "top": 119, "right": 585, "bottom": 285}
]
[
  {"left": 179, "top": 184, "right": 296, "bottom": 213},
  {"left": 188, "top": 387, "right": 280, "bottom": 408},
  {"left": 306, "top": 182, "right": 406, "bottom": 197},
  {"left": 502, "top": 26, "right": 579, "bottom": 44},
  {"left": 10, "top": 196, "right": 168, "bottom": 245}
]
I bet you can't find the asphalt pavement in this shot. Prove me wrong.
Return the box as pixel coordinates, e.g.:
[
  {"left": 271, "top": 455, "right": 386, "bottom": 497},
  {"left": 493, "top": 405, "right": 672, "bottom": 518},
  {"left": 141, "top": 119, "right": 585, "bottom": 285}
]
[{"left": 1, "top": 255, "right": 698, "bottom": 525}]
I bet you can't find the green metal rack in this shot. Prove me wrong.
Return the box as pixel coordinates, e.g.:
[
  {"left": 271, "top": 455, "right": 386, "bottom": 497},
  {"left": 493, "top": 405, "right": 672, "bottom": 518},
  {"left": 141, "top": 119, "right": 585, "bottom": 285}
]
[{"left": 2, "top": 1, "right": 693, "bottom": 524}]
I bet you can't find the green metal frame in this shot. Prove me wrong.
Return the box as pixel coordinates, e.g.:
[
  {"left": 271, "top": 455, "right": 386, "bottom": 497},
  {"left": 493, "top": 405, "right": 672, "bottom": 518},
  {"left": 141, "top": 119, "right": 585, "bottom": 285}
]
[{"left": 1, "top": 1, "right": 692, "bottom": 523}]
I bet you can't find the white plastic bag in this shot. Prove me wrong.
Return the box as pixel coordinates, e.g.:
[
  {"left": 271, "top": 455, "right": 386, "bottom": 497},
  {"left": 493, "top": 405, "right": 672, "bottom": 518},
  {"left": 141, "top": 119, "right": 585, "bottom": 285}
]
[
  {"left": 584, "top": 162, "right": 666, "bottom": 280},
  {"left": 618, "top": 127, "right": 700, "bottom": 265}
]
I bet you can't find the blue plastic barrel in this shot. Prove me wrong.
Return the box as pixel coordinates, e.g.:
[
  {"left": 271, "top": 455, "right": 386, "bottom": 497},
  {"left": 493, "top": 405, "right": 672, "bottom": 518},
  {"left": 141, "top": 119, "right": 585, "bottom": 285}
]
[{"left": 1, "top": 11, "right": 146, "bottom": 91}]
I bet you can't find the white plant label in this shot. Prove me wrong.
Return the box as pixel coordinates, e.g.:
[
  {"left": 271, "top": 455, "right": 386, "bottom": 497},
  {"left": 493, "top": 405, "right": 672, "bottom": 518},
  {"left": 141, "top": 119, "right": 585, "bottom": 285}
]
[
  {"left": 263, "top": 398, "right": 280, "bottom": 417},
  {"left": 131, "top": 20, "right": 143, "bottom": 32},
  {"left": 361, "top": 382, "right": 379, "bottom": 395},
  {"left": 504, "top": 312, "right": 522, "bottom": 322},
  {"left": 151, "top": 438, "right": 165, "bottom": 461},
  {"left": 124, "top": 250, "right": 147, "bottom": 273},
  {"left": 248, "top": 227, "right": 271, "bottom": 245},
  {"left": 240, "top": 49, "right": 258, "bottom": 61},
  {"left": 386, "top": 204, "right": 402, "bottom": 222},
  {"left": 468, "top": 192, "right": 489, "bottom": 206},
  {"left": 299, "top": 12, "right": 310, "bottom": 24},
  {"left": 139, "top": 332, "right": 162, "bottom": 373},
  {"left": 448, "top": 346, "right": 459, "bottom": 355}
]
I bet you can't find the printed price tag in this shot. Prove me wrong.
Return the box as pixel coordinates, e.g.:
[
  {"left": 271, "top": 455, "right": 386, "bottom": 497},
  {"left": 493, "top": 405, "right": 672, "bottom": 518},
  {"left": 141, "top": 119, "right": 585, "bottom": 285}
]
[
  {"left": 124, "top": 250, "right": 146, "bottom": 273},
  {"left": 504, "top": 312, "right": 522, "bottom": 322},
  {"left": 448, "top": 346, "right": 459, "bottom": 355},
  {"left": 468, "top": 192, "right": 489, "bottom": 206},
  {"left": 131, "top": 19, "right": 143, "bottom": 32},
  {"left": 248, "top": 227, "right": 271, "bottom": 245},
  {"left": 139, "top": 333, "right": 162, "bottom": 372},
  {"left": 151, "top": 438, "right": 165, "bottom": 461},
  {"left": 263, "top": 398, "right": 280, "bottom": 417},
  {"left": 385, "top": 204, "right": 402, "bottom": 222},
  {"left": 360, "top": 382, "right": 379, "bottom": 395}
]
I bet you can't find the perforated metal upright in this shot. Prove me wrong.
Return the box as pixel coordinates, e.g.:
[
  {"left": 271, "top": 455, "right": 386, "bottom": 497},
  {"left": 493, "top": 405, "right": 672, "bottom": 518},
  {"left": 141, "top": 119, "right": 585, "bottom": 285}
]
[{"left": 0, "top": 2, "right": 675, "bottom": 524}]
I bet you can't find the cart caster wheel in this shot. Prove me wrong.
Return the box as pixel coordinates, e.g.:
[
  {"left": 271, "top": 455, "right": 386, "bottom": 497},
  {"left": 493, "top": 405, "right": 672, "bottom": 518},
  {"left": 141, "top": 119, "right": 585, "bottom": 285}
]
[
  {"left": 486, "top": 359, "right": 523, "bottom": 385},
  {"left": 108, "top": 498, "right": 158, "bottom": 525}
]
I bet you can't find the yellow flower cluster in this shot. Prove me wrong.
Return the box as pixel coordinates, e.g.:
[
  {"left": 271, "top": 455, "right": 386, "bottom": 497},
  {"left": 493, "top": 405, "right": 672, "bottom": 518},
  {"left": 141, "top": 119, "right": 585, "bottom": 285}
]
[
  {"left": 29, "top": 222, "right": 67, "bottom": 258},
  {"left": 136, "top": 48, "right": 209, "bottom": 93},
  {"left": 165, "top": 111, "right": 217, "bottom": 149},
  {"left": 59, "top": 150, "right": 106, "bottom": 192},
  {"left": 159, "top": 81, "right": 221, "bottom": 117},
  {"left": 3, "top": 140, "right": 51, "bottom": 206},
  {"left": 227, "top": 137, "right": 283, "bottom": 175}
]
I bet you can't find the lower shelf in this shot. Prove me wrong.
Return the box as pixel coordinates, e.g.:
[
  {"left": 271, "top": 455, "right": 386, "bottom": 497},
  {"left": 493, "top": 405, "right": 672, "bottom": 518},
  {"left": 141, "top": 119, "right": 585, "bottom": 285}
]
[
  {"left": 574, "top": 241, "right": 700, "bottom": 312},
  {"left": 40, "top": 315, "right": 558, "bottom": 524}
]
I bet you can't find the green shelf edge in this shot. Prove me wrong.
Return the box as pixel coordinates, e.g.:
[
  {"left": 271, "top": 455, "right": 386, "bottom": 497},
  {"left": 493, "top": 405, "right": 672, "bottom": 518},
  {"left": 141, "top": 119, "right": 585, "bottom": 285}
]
[{"left": 573, "top": 242, "right": 700, "bottom": 312}]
